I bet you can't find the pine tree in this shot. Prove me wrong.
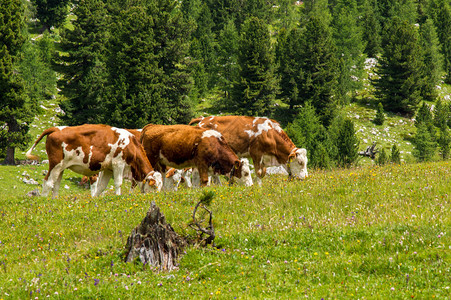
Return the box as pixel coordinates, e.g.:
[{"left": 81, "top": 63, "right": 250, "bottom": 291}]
[
  {"left": 19, "top": 32, "right": 57, "bottom": 103},
  {"left": 376, "top": 148, "right": 388, "bottom": 165},
  {"left": 0, "top": 0, "right": 33, "bottom": 164},
  {"left": 372, "top": 17, "right": 424, "bottom": 115},
  {"left": 276, "top": 26, "right": 302, "bottom": 115},
  {"left": 105, "top": 0, "right": 194, "bottom": 127},
  {"left": 438, "top": 125, "right": 451, "bottom": 159},
  {"left": 374, "top": 102, "right": 385, "bottom": 125},
  {"left": 331, "top": 0, "right": 366, "bottom": 104},
  {"left": 205, "top": 0, "right": 242, "bottom": 33},
  {"left": 336, "top": 118, "right": 360, "bottom": 167},
  {"left": 415, "top": 102, "right": 436, "bottom": 138},
  {"left": 56, "top": 0, "right": 109, "bottom": 126},
  {"left": 31, "top": 0, "right": 71, "bottom": 31},
  {"left": 274, "top": 0, "right": 299, "bottom": 31},
  {"left": 433, "top": 98, "right": 450, "bottom": 129},
  {"left": 360, "top": 0, "right": 382, "bottom": 57},
  {"left": 390, "top": 144, "right": 401, "bottom": 164},
  {"left": 375, "top": 0, "right": 418, "bottom": 24},
  {"left": 216, "top": 18, "right": 239, "bottom": 102},
  {"left": 302, "top": 0, "right": 332, "bottom": 25},
  {"left": 412, "top": 123, "right": 437, "bottom": 161},
  {"left": 232, "top": 17, "right": 279, "bottom": 116},
  {"left": 419, "top": 18, "right": 443, "bottom": 102},
  {"left": 189, "top": 3, "right": 217, "bottom": 93},
  {"left": 286, "top": 102, "right": 332, "bottom": 169},
  {"left": 297, "top": 15, "right": 339, "bottom": 126},
  {"left": 429, "top": 0, "right": 451, "bottom": 83}
]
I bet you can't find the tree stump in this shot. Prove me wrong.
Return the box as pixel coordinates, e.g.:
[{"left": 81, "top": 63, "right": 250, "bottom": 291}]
[{"left": 124, "top": 201, "right": 186, "bottom": 271}]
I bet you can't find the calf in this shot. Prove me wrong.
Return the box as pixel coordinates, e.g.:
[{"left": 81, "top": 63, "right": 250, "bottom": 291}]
[
  {"left": 26, "top": 124, "right": 162, "bottom": 197},
  {"left": 140, "top": 124, "right": 244, "bottom": 187}
]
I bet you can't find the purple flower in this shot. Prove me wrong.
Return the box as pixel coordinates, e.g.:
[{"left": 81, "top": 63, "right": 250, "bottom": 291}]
[{"left": 94, "top": 279, "right": 99, "bottom": 286}]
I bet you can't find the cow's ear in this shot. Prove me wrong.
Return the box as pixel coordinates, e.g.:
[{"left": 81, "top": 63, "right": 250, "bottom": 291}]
[
  {"left": 288, "top": 152, "right": 296, "bottom": 163},
  {"left": 148, "top": 178, "right": 156, "bottom": 186},
  {"left": 166, "top": 168, "right": 175, "bottom": 178},
  {"left": 234, "top": 160, "right": 241, "bottom": 169}
]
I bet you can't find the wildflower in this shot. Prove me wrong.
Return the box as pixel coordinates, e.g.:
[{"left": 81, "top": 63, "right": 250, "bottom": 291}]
[{"left": 94, "top": 279, "right": 99, "bottom": 286}]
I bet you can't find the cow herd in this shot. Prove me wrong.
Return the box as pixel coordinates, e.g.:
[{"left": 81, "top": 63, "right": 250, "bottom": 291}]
[{"left": 26, "top": 116, "right": 308, "bottom": 198}]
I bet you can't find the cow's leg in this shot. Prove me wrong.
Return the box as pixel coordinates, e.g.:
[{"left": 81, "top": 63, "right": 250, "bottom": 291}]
[
  {"left": 182, "top": 169, "right": 193, "bottom": 188},
  {"left": 211, "top": 174, "right": 222, "bottom": 185},
  {"left": 191, "top": 169, "right": 200, "bottom": 188},
  {"left": 94, "top": 170, "right": 112, "bottom": 196},
  {"left": 112, "top": 165, "right": 126, "bottom": 195},
  {"left": 197, "top": 167, "right": 210, "bottom": 187},
  {"left": 90, "top": 176, "right": 98, "bottom": 197},
  {"left": 253, "top": 157, "right": 265, "bottom": 186},
  {"left": 52, "top": 170, "right": 65, "bottom": 197},
  {"left": 42, "top": 163, "right": 64, "bottom": 197}
]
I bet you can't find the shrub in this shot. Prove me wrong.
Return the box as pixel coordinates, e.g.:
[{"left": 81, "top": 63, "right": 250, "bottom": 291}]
[{"left": 374, "top": 102, "right": 385, "bottom": 125}]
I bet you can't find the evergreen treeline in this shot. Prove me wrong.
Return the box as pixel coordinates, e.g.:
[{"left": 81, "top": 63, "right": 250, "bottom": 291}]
[{"left": 1, "top": 0, "right": 451, "bottom": 166}]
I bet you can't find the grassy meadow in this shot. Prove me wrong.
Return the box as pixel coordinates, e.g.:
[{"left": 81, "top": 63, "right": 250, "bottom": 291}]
[{"left": 0, "top": 160, "right": 449, "bottom": 299}]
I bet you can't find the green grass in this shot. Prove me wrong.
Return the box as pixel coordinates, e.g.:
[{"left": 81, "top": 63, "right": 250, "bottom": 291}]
[{"left": 0, "top": 161, "right": 449, "bottom": 299}]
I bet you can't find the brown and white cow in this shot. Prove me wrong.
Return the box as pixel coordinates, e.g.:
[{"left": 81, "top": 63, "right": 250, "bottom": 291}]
[
  {"left": 189, "top": 116, "right": 308, "bottom": 184},
  {"left": 26, "top": 124, "right": 162, "bottom": 197},
  {"left": 140, "top": 124, "right": 244, "bottom": 187}
]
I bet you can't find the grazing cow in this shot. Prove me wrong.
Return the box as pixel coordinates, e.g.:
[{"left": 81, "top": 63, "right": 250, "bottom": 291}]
[
  {"left": 140, "top": 124, "right": 244, "bottom": 187},
  {"left": 26, "top": 124, "right": 162, "bottom": 197},
  {"left": 189, "top": 116, "right": 308, "bottom": 184}
]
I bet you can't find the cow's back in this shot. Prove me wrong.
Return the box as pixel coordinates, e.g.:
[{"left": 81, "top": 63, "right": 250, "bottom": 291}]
[
  {"left": 192, "top": 116, "right": 292, "bottom": 157},
  {"left": 195, "top": 116, "right": 254, "bottom": 155},
  {"left": 141, "top": 125, "right": 204, "bottom": 167}
]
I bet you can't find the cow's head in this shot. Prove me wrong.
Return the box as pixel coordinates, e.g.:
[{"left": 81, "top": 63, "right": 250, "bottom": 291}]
[
  {"left": 287, "top": 148, "right": 308, "bottom": 180},
  {"left": 234, "top": 158, "right": 253, "bottom": 186},
  {"left": 142, "top": 171, "right": 163, "bottom": 192},
  {"left": 230, "top": 159, "right": 243, "bottom": 179}
]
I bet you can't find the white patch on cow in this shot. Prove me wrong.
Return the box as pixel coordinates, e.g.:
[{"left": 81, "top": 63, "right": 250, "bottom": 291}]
[
  {"left": 234, "top": 158, "right": 253, "bottom": 186},
  {"left": 100, "top": 128, "right": 132, "bottom": 170},
  {"left": 61, "top": 142, "right": 94, "bottom": 175},
  {"left": 245, "top": 118, "right": 282, "bottom": 138},
  {"left": 198, "top": 116, "right": 206, "bottom": 127},
  {"left": 163, "top": 169, "right": 183, "bottom": 191},
  {"left": 202, "top": 129, "right": 222, "bottom": 139},
  {"left": 56, "top": 126, "right": 67, "bottom": 130},
  {"left": 288, "top": 148, "right": 308, "bottom": 180},
  {"left": 111, "top": 127, "right": 132, "bottom": 148}
]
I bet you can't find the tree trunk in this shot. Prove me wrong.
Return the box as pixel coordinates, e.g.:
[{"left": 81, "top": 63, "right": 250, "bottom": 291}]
[
  {"left": 3, "top": 146, "right": 16, "bottom": 165},
  {"left": 124, "top": 201, "right": 187, "bottom": 272}
]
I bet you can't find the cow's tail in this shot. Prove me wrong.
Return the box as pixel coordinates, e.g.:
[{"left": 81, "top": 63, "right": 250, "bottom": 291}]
[
  {"left": 188, "top": 117, "right": 203, "bottom": 126},
  {"left": 26, "top": 127, "right": 60, "bottom": 160}
]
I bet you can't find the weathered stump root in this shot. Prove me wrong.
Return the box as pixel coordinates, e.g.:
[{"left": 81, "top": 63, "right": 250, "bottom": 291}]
[
  {"left": 124, "top": 201, "right": 187, "bottom": 271},
  {"left": 189, "top": 200, "right": 216, "bottom": 247}
]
